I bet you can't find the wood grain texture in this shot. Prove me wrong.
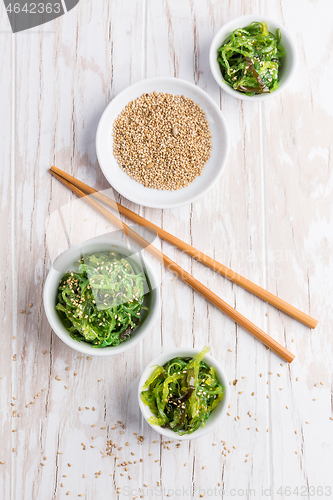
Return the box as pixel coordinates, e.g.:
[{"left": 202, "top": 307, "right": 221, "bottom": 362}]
[
  {"left": 0, "top": 6, "right": 14, "bottom": 500},
  {"left": 49, "top": 166, "right": 316, "bottom": 332},
  {"left": 1, "top": 0, "right": 332, "bottom": 499}
]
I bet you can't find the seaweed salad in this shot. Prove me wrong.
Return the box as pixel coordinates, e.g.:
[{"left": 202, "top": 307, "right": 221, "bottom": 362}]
[
  {"left": 56, "top": 251, "right": 149, "bottom": 347},
  {"left": 141, "top": 347, "right": 224, "bottom": 435},
  {"left": 217, "top": 21, "right": 285, "bottom": 96}
]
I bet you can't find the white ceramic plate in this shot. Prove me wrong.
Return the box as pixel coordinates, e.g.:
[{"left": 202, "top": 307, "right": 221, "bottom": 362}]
[
  {"left": 96, "top": 77, "right": 229, "bottom": 209},
  {"left": 138, "top": 347, "right": 230, "bottom": 440}
]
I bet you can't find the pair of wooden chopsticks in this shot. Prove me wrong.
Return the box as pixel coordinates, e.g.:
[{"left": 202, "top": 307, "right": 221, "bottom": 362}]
[{"left": 50, "top": 166, "right": 318, "bottom": 363}]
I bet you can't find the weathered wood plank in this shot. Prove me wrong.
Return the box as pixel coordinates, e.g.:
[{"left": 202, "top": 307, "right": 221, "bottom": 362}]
[
  {"left": 261, "top": 0, "right": 333, "bottom": 496},
  {"left": 0, "top": 7, "right": 14, "bottom": 499},
  {"left": 3, "top": 0, "right": 333, "bottom": 498}
]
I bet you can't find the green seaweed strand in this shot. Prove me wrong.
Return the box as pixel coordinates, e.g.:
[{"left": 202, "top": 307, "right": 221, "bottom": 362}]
[
  {"left": 56, "top": 251, "right": 149, "bottom": 348},
  {"left": 217, "top": 21, "right": 285, "bottom": 96},
  {"left": 141, "top": 347, "right": 224, "bottom": 436}
]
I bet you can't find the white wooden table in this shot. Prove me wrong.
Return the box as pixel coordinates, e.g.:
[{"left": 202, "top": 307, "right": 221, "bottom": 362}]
[{"left": 1, "top": 1, "right": 333, "bottom": 499}]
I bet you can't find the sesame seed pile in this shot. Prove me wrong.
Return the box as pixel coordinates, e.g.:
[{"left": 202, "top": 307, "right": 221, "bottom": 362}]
[{"left": 112, "top": 92, "right": 212, "bottom": 190}]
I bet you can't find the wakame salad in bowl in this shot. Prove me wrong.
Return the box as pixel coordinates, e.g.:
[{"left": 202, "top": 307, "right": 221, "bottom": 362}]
[
  {"left": 44, "top": 238, "right": 160, "bottom": 355},
  {"left": 209, "top": 15, "right": 297, "bottom": 101},
  {"left": 138, "top": 347, "right": 230, "bottom": 440}
]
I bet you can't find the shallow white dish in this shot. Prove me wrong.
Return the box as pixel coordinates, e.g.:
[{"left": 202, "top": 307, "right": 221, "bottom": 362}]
[
  {"left": 209, "top": 15, "right": 297, "bottom": 101},
  {"left": 138, "top": 347, "right": 230, "bottom": 440},
  {"left": 96, "top": 77, "right": 229, "bottom": 209},
  {"left": 43, "top": 237, "right": 160, "bottom": 356}
]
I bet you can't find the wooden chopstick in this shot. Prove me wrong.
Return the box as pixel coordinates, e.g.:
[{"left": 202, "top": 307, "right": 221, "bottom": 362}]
[
  {"left": 50, "top": 166, "right": 318, "bottom": 330},
  {"left": 50, "top": 168, "right": 295, "bottom": 363}
]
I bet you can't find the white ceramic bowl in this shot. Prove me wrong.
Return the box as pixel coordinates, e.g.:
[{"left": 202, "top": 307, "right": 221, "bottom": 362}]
[
  {"left": 43, "top": 237, "right": 160, "bottom": 356},
  {"left": 138, "top": 347, "right": 229, "bottom": 440},
  {"left": 96, "top": 77, "right": 229, "bottom": 209},
  {"left": 209, "top": 15, "right": 297, "bottom": 101}
]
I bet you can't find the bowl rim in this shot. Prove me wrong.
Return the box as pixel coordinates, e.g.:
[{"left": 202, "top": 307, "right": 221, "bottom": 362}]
[
  {"left": 96, "top": 76, "right": 230, "bottom": 209},
  {"left": 43, "top": 237, "right": 160, "bottom": 356},
  {"left": 138, "top": 347, "right": 230, "bottom": 440},
  {"left": 209, "top": 14, "right": 298, "bottom": 101}
]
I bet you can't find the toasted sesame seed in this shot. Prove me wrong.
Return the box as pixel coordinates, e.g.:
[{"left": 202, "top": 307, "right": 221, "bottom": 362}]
[{"left": 113, "top": 92, "right": 212, "bottom": 191}]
